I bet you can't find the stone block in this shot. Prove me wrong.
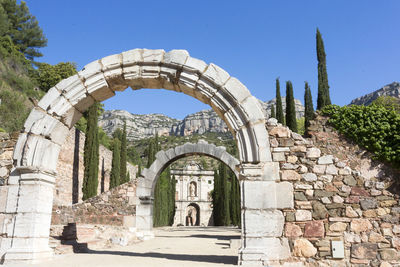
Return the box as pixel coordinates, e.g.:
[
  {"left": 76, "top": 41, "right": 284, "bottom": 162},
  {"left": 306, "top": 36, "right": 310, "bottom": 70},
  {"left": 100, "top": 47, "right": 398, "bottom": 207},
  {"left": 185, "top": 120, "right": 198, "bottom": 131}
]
[
  {"left": 281, "top": 170, "right": 300, "bottom": 181},
  {"left": 318, "top": 155, "right": 333, "bottom": 165},
  {"left": 101, "top": 53, "right": 127, "bottom": 91},
  {"left": 241, "top": 237, "right": 290, "bottom": 261},
  {"left": 285, "top": 223, "right": 302, "bottom": 237},
  {"left": 295, "top": 210, "right": 312, "bottom": 221},
  {"left": 260, "top": 162, "right": 279, "bottom": 181},
  {"left": 0, "top": 186, "right": 7, "bottom": 213},
  {"left": 17, "top": 183, "right": 54, "bottom": 213},
  {"left": 306, "top": 147, "right": 321, "bottom": 158},
  {"left": 272, "top": 152, "right": 285, "bottom": 162},
  {"left": 351, "top": 219, "right": 373, "bottom": 232},
  {"left": 123, "top": 216, "right": 136, "bottom": 227},
  {"left": 56, "top": 74, "right": 87, "bottom": 108},
  {"left": 304, "top": 220, "right": 325, "bottom": 237},
  {"left": 241, "top": 181, "right": 277, "bottom": 209},
  {"left": 302, "top": 173, "right": 317, "bottom": 182},
  {"left": 329, "top": 222, "right": 347, "bottom": 232},
  {"left": 13, "top": 213, "right": 51, "bottom": 238},
  {"left": 360, "top": 198, "right": 378, "bottom": 210},
  {"left": 243, "top": 210, "right": 284, "bottom": 237},
  {"left": 293, "top": 239, "right": 317, "bottom": 257},
  {"left": 276, "top": 182, "right": 294, "bottom": 209},
  {"left": 351, "top": 243, "right": 377, "bottom": 259}
]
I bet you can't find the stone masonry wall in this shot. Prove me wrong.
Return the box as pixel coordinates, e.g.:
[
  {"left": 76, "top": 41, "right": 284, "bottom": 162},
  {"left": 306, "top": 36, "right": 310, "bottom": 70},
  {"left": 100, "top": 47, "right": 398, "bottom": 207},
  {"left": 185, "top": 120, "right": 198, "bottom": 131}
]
[
  {"left": 55, "top": 128, "right": 137, "bottom": 206},
  {"left": 267, "top": 117, "right": 400, "bottom": 266},
  {"left": 51, "top": 180, "right": 136, "bottom": 227},
  {"left": 0, "top": 128, "right": 137, "bottom": 206}
]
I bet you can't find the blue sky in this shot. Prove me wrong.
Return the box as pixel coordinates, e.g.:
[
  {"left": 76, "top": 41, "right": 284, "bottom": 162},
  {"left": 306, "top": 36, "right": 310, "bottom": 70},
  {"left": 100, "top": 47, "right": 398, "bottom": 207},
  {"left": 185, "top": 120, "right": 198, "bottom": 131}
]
[{"left": 26, "top": 0, "right": 400, "bottom": 119}]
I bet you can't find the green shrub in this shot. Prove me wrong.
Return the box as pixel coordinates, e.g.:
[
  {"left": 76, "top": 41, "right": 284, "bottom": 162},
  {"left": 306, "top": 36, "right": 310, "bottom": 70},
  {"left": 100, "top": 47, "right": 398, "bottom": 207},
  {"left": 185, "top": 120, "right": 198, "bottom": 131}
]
[
  {"left": 0, "top": 89, "right": 30, "bottom": 132},
  {"left": 321, "top": 104, "right": 400, "bottom": 168}
]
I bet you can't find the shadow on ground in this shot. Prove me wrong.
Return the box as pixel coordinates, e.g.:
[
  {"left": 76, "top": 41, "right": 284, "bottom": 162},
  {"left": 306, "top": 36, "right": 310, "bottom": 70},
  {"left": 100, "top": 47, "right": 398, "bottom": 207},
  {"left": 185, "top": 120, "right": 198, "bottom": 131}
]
[{"left": 79, "top": 250, "right": 237, "bottom": 265}]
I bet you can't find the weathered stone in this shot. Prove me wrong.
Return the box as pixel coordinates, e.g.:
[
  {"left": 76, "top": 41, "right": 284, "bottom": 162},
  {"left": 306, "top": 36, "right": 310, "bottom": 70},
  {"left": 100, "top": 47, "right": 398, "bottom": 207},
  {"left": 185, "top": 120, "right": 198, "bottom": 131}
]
[
  {"left": 302, "top": 173, "right": 317, "bottom": 182},
  {"left": 351, "top": 219, "right": 373, "bottom": 233},
  {"left": 380, "top": 249, "right": 399, "bottom": 261},
  {"left": 306, "top": 147, "right": 321, "bottom": 158},
  {"left": 345, "top": 196, "right": 360, "bottom": 204},
  {"left": 343, "top": 175, "right": 357, "bottom": 186},
  {"left": 279, "top": 138, "right": 294, "bottom": 147},
  {"left": 294, "top": 192, "right": 307, "bottom": 201},
  {"left": 285, "top": 223, "right": 302, "bottom": 238},
  {"left": 351, "top": 243, "right": 377, "bottom": 259},
  {"left": 360, "top": 198, "right": 378, "bottom": 210},
  {"left": 351, "top": 187, "right": 370, "bottom": 196},
  {"left": 318, "top": 155, "right": 333, "bottom": 165},
  {"left": 338, "top": 167, "right": 352, "bottom": 175},
  {"left": 314, "top": 190, "right": 334, "bottom": 198},
  {"left": 380, "top": 262, "right": 393, "bottom": 267},
  {"left": 269, "top": 126, "right": 290, "bottom": 138},
  {"left": 312, "top": 201, "right": 329, "bottom": 220},
  {"left": 272, "top": 152, "right": 286, "bottom": 162},
  {"left": 304, "top": 220, "right": 325, "bottom": 238},
  {"left": 287, "top": 155, "right": 298, "bottom": 164},
  {"left": 393, "top": 225, "right": 400, "bottom": 234},
  {"left": 376, "top": 182, "right": 385, "bottom": 190},
  {"left": 293, "top": 239, "right": 317, "bottom": 257},
  {"left": 363, "top": 210, "right": 377, "bottom": 217},
  {"left": 332, "top": 195, "right": 344, "bottom": 203},
  {"left": 325, "top": 164, "right": 338, "bottom": 175},
  {"left": 392, "top": 236, "right": 400, "bottom": 250},
  {"left": 281, "top": 163, "right": 298, "bottom": 170},
  {"left": 369, "top": 232, "right": 388, "bottom": 243},
  {"left": 295, "top": 210, "right": 312, "bottom": 221},
  {"left": 281, "top": 170, "right": 301, "bottom": 181},
  {"left": 313, "top": 165, "right": 326, "bottom": 174},
  {"left": 329, "top": 222, "right": 347, "bottom": 232},
  {"left": 0, "top": 166, "right": 8, "bottom": 177}
]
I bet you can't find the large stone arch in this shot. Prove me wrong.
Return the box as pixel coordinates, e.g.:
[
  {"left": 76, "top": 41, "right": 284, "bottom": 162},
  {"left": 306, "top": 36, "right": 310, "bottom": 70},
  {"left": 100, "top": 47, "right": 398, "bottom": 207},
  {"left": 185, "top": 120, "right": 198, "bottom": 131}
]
[
  {"left": 1, "top": 49, "right": 293, "bottom": 266},
  {"left": 143, "top": 140, "right": 240, "bottom": 191}
]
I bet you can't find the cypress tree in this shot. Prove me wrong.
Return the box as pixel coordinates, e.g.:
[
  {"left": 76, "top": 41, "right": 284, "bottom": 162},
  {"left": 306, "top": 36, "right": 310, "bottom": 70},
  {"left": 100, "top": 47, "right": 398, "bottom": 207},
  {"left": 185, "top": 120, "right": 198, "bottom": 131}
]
[
  {"left": 82, "top": 103, "right": 99, "bottom": 201},
  {"left": 285, "top": 81, "right": 298, "bottom": 132},
  {"left": 275, "top": 78, "right": 284, "bottom": 124},
  {"left": 316, "top": 28, "right": 331, "bottom": 110},
  {"left": 230, "top": 174, "right": 240, "bottom": 226},
  {"left": 220, "top": 163, "right": 230, "bottom": 226},
  {"left": 270, "top": 105, "right": 276, "bottom": 119},
  {"left": 119, "top": 121, "right": 128, "bottom": 184},
  {"left": 304, "top": 81, "right": 315, "bottom": 134},
  {"left": 110, "top": 138, "right": 121, "bottom": 189},
  {"left": 212, "top": 167, "right": 222, "bottom": 225},
  {"left": 146, "top": 139, "right": 155, "bottom": 168}
]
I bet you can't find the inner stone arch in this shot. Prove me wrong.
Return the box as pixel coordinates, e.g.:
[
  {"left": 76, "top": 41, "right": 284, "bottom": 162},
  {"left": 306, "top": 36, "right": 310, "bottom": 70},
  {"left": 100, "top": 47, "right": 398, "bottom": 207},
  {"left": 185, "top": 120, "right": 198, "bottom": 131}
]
[{"left": 1, "top": 49, "right": 293, "bottom": 266}]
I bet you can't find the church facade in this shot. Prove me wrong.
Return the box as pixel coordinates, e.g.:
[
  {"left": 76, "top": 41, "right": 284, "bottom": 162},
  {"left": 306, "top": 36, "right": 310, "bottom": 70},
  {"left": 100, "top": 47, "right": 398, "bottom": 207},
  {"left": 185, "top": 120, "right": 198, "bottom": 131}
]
[{"left": 172, "top": 163, "right": 214, "bottom": 226}]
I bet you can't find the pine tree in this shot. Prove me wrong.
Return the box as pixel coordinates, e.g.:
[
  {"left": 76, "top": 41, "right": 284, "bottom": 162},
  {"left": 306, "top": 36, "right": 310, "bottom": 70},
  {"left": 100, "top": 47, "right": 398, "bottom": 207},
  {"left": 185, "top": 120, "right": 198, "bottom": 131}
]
[
  {"left": 304, "top": 81, "right": 315, "bottom": 134},
  {"left": 0, "top": 0, "right": 47, "bottom": 60},
  {"left": 275, "top": 78, "right": 284, "bottom": 124},
  {"left": 316, "top": 28, "right": 331, "bottom": 110},
  {"left": 285, "top": 81, "right": 298, "bottom": 132},
  {"left": 270, "top": 105, "right": 276, "bottom": 119},
  {"left": 82, "top": 103, "right": 99, "bottom": 201},
  {"left": 110, "top": 138, "right": 121, "bottom": 189},
  {"left": 119, "top": 121, "right": 128, "bottom": 184}
]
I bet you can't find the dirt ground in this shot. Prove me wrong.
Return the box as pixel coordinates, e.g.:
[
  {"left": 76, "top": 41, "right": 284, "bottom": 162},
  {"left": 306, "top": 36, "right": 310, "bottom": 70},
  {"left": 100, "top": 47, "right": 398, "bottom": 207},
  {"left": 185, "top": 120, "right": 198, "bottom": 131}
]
[{"left": 6, "top": 227, "right": 241, "bottom": 267}]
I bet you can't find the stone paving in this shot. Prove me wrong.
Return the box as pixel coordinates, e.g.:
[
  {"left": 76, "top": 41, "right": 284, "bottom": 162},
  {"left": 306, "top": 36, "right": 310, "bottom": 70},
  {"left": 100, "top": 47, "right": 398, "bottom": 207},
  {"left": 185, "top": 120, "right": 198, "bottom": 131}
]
[{"left": 19, "top": 227, "right": 240, "bottom": 267}]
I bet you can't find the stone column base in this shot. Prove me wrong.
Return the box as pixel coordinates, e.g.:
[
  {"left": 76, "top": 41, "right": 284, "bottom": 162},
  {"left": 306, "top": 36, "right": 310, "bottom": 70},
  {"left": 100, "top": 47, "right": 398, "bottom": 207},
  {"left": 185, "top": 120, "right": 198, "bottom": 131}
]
[
  {"left": 3, "top": 247, "right": 53, "bottom": 264},
  {"left": 136, "top": 230, "right": 155, "bottom": 241}
]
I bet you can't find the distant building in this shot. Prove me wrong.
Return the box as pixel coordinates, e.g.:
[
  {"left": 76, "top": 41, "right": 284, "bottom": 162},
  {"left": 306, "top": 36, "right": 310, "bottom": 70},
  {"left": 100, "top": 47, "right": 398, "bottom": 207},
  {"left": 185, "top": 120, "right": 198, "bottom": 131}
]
[{"left": 172, "top": 162, "right": 214, "bottom": 226}]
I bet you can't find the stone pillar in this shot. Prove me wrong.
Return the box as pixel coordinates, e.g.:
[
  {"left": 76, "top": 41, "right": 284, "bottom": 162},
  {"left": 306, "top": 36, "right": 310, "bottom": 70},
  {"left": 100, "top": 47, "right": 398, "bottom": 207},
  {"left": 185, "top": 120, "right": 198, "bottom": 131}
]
[
  {"left": 3, "top": 167, "right": 55, "bottom": 263},
  {"left": 135, "top": 177, "right": 154, "bottom": 240},
  {"left": 238, "top": 163, "right": 293, "bottom": 266}
]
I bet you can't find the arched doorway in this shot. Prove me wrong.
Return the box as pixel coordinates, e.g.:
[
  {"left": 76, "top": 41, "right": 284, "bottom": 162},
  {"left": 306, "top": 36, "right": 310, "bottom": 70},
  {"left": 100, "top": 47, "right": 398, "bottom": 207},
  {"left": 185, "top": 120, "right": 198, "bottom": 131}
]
[
  {"left": 1, "top": 49, "right": 293, "bottom": 265},
  {"left": 186, "top": 203, "right": 200, "bottom": 226}
]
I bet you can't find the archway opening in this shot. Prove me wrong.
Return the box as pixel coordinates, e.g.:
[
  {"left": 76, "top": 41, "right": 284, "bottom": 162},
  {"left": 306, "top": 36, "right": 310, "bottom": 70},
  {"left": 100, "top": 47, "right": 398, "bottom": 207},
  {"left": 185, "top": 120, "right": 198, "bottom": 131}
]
[{"left": 186, "top": 203, "right": 200, "bottom": 226}]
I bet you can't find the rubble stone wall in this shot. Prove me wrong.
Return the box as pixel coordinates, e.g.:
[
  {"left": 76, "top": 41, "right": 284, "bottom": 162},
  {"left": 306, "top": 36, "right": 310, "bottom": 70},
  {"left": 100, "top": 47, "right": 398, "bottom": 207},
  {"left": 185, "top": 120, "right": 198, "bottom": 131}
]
[
  {"left": 267, "top": 117, "right": 400, "bottom": 266},
  {"left": 51, "top": 180, "right": 136, "bottom": 226}
]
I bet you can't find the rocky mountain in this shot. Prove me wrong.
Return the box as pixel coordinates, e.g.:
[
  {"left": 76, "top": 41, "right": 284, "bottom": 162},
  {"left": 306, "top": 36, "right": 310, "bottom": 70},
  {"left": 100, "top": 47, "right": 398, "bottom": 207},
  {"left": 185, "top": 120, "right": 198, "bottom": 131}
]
[
  {"left": 99, "top": 98, "right": 305, "bottom": 141},
  {"left": 350, "top": 82, "right": 400, "bottom": 106}
]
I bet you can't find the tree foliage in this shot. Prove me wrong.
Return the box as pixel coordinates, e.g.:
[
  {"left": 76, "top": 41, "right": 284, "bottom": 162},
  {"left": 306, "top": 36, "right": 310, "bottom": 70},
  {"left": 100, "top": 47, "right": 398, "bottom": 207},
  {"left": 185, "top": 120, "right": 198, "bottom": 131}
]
[
  {"left": 371, "top": 96, "right": 400, "bottom": 113},
  {"left": 304, "top": 81, "right": 315, "bottom": 134},
  {"left": 110, "top": 138, "right": 121, "bottom": 189},
  {"left": 0, "top": 89, "right": 30, "bottom": 132},
  {"left": 270, "top": 104, "right": 276, "bottom": 119},
  {"left": 153, "top": 167, "right": 176, "bottom": 227},
  {"left": 316, "top": 28, "right": 331, "bottom": 110},
  {"left": 0, "top": 0, "right": 47, "bottom": 61},
  {"left": 82, "top": 103, "right": 99, "bottom": 200},
  {"left": 119, "top": 122, "right": 128, "bottom": 184},
  {"left": 33, "top": 62, "right": 77, "bottom": 92},
  {"left": 285, "top": 81, "right": 298, "bottom": 132},
  {"left": 322, "top": 104, "right": 400, "bottom": 168},
  {"left": 275, "top": 78, "right": 284, "bottom": 124}
]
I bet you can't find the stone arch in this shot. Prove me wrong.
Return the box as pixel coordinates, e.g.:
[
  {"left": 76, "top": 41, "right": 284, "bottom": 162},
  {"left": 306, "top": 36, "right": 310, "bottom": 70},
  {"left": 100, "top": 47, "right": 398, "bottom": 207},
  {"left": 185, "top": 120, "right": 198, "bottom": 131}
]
[
  {"left": 1, "top": 49, "right": 294, "bottom": 266},
  {"left": 140, "top": 140, "right": 240, "bottom": 195}
]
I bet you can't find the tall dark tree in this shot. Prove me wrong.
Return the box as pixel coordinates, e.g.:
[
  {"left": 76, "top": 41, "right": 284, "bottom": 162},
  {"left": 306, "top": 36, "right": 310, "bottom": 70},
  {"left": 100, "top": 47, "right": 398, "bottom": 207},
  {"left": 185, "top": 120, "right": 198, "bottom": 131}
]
[
  {"left": 316, "top": 28, "right": 331, "bottom": 110},
  {"left": 146, "top": 139, "right": 156, "bottom": 168},
  {"left": 220, "top": 163, "right": 230, "bottom": 226},
  {"left": 285, "top": 81, "right": 298, "bottom": 132},
  {"left": 270, "top": 105, "right": 276, "bottom": 119},
  {"left": 275, "top": 78, "right": 284, "bottom": 124},
  {"left": 230, "top": 174, "right": 241, "bottom": 226},
  {"left": 109, "top": 138, "right": 121, "bottom": 189},
  {"left": 0, "top": 0, "right": 47, "bottom": 60},
  {"left": 82, "top": 103, "right": 99, "bottom": 200},
  {"left": 212, "top": 167, "right": 222, "bottom": 225},
  {"left": 120, "top": 121, "right": 128, "bottom": 184},
  {"left": 304, "top": 81, "right": 315, "bottom": 134}
]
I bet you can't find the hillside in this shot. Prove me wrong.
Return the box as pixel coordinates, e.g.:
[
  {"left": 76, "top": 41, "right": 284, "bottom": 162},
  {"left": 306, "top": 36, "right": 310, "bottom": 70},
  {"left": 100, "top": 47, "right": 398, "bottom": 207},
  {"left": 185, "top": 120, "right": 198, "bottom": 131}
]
[
  {"left": 99, "top": 97, "right": 305, "bottom": 141},
  {"left": 350, "top": 81, "right": 400, "bottom": 106}
]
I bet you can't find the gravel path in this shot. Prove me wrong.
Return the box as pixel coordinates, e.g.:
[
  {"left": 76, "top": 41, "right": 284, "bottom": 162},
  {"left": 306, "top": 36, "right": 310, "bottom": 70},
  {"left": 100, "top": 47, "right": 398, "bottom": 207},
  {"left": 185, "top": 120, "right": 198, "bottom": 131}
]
[{"left": 9, "top": 227, "right": 240, "bottom": 267}]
